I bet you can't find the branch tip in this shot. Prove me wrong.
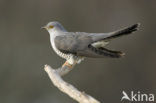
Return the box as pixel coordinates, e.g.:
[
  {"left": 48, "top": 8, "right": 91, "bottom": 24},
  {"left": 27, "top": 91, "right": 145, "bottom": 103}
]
[{"left": 44, "top": 62, "right": 100, "bottom": 103}]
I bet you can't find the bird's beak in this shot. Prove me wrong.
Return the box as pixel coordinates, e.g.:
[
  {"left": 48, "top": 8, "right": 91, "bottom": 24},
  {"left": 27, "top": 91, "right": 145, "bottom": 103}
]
[{"left": 41, "top": 26, "right": 47, "bottom": 29}]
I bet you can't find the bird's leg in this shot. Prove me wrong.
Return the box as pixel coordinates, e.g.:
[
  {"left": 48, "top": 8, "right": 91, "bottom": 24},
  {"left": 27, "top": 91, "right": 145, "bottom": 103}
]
[
  {"left": 62, "top": 61, "right": 76, "bottom": 69},
  {"left": 62, "top": 56, "right": 77, "bottom": 68}
]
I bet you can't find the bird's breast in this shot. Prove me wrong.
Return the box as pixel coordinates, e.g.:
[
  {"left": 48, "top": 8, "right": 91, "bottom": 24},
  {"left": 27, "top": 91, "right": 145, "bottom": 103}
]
[{"left": 52, "top": 42, "right": 72, "bottom": 59}]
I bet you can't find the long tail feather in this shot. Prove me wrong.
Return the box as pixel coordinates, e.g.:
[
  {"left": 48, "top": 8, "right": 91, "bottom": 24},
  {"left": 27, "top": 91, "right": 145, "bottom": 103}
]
[
  {"left": 106, "top": 23, "right": 140, "bottom": 39},
  {"left": 92, "top": 23, "right": 140, "bottom": 42}
]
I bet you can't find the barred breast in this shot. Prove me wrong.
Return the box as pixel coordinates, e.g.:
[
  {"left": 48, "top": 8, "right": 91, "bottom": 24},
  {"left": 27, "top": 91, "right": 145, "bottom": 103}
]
[{"left": 52, "top": 42, "right": 73, "bottom": 60}]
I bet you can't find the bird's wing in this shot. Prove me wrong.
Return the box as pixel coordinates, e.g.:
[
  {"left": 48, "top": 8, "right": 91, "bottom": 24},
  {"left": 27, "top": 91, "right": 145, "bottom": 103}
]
[
  {"left": 54, "top": 33, "right": 123, "bottom": 58},
  {"left": 54, "top": 33, "right": 92, "bottom": 55}
]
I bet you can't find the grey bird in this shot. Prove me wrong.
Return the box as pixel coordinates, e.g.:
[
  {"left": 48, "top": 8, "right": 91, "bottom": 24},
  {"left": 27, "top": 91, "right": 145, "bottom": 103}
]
[{"left": 42, "top": 21, "right": 140, "bottom": 67}]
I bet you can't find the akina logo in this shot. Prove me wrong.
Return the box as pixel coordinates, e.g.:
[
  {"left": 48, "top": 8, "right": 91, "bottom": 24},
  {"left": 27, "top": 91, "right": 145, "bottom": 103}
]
[{"left": 121, "top": 91, "right": 155, "bottom": 102}]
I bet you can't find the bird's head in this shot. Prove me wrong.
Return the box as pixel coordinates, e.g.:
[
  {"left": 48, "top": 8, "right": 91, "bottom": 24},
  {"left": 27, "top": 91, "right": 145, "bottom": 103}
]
[{"left": 42, "top": 21, "right": 66, "bottom": 32}]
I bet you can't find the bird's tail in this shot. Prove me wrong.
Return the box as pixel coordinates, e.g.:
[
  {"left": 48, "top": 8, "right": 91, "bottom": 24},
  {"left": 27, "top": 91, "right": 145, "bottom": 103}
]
[
  {"left": 106, "top": 23, "right": 140, "bottom": 40},
  {"left": 92, "top": 23, "right": 140, "bottom": 42}
]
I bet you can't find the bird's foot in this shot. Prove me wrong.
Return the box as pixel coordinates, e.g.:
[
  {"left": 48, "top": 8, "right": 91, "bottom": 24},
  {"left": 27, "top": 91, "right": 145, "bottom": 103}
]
[{"left": 62, "top": 61, "right": 73, "bottom": 69}]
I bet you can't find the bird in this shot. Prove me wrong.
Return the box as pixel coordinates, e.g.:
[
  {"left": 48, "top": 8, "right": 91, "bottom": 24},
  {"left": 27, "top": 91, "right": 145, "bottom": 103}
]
[{"left": 42, "top": 21, "right": 140, "bottom": 68}]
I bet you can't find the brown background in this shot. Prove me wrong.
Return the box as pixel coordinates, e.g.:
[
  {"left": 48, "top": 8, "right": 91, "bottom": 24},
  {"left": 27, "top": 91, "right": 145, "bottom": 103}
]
[{"left": 0, "top": 0, "right": 156, "bottom": 103}]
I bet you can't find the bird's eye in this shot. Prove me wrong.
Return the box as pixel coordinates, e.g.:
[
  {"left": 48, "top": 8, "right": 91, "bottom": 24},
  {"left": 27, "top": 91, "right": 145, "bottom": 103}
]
[{"left": 49, "top": 25, "right": 54, "bottom": 29}]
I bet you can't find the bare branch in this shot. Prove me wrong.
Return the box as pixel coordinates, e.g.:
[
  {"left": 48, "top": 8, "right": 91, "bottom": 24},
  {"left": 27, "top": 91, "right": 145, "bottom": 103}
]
[{"left": 44, "top": 63, "right": 100, "bottom": 103}]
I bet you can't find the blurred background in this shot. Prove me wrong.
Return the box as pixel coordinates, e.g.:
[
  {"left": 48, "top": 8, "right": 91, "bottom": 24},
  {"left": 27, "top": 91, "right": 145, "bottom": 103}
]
[{"left": 0, "top": 0, "right": 156, "bottom": 103}]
